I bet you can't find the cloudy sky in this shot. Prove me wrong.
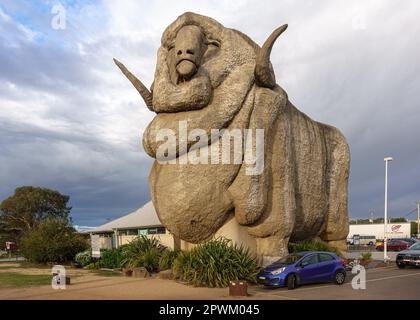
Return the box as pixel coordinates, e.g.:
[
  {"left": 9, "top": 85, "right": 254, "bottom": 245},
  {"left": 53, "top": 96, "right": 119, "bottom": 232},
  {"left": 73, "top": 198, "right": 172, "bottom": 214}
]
[{"left": 1, "top": 0, "right": 419, "bottom": 227}]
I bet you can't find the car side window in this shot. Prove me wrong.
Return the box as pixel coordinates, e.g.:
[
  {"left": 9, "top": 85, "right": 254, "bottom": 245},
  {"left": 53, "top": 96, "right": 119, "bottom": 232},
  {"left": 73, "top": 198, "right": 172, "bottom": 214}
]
[
  {"left": 300, "top": 254, "right": 318, "bottom": 266},
  {"left": 318, "top": 253, "right": 335, "bottom": 262}
]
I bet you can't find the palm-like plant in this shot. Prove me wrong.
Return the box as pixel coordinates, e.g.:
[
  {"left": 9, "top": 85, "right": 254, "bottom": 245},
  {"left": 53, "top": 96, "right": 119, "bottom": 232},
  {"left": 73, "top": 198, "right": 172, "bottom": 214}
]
[
  {"left": 159, "top": 249, "right": 180, "bottom": 270},
  {"left": 121, "top": 235, "right": 167, "bottom": 272},
  {"left": 172, "top": 237, "right": 259, "bottom": 288}
]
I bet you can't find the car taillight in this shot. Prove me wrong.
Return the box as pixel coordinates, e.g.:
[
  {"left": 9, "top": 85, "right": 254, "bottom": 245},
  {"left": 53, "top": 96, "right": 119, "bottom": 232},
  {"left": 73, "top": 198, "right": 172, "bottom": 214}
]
[{"left": 340, "top": 258, "right": 346, "bottom": 265}]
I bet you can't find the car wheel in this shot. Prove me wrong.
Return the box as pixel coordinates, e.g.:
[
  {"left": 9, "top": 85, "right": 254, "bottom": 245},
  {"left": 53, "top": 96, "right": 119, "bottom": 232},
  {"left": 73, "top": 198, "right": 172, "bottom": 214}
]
[
  {"left": 286, "top": 274, "right": 297, "bottom": 290},
  {"left": 334, "top": 270, "right": 346, "bottom": 285},
  {"left": 397, "top": 262, "right": 406, "bottom": 269}
]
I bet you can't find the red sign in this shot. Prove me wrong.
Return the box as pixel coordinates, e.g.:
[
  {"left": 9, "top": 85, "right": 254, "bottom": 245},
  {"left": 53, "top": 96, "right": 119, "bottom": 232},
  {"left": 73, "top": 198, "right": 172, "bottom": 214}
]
[
  {"left": 5, "top": 242, "right": 17, "bottom": 251},
  {"left": 391, "top": 225, "right": 402, "bottom": 232}
]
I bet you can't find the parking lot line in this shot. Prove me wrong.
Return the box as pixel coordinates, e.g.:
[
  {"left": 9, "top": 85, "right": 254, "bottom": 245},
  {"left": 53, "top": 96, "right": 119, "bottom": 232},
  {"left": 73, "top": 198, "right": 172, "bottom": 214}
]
[
  {"left": 257, "top": 292, "right": 300, "bottom": 300},
  {"left": 362, "top": 271, "right": 420, "bottom": 284}
]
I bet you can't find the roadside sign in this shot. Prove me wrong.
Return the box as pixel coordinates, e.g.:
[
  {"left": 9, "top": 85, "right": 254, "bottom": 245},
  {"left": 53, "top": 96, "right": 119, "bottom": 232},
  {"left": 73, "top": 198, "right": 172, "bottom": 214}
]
[{"left": 5, "top": 241, "right": 17, "bottom": 251}]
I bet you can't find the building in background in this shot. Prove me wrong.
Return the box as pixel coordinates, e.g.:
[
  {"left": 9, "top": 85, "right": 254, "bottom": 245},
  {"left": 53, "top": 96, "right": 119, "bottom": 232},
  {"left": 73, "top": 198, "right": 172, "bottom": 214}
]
[
  {"left": 347, "top": 222, "right": 411, "bottom": 241},
  {"left": 88, "top": 202, "right": 177, "bottom": 256},
  {"left": 88, "top": 201, "right": 256, "bottom": 256},
  {"left": 88, "top": 201, "right": 416, "bottom": 255}
]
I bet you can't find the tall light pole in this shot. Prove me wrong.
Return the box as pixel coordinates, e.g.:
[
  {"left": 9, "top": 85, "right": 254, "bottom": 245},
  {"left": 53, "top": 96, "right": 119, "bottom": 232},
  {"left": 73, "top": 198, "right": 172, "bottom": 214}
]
[
  {"left": 383, "top": 157, "right": 393, "bottom": 262},
  {"left": 417, "top": 201, "right": 420, "bottom": 239}
]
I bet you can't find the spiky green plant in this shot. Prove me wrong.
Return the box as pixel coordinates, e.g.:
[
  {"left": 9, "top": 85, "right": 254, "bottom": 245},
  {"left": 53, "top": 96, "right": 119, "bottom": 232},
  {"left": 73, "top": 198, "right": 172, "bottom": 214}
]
[
  {"left": 159, "top": 249, "right": 180, "bottom": 270},
  {"left": 360, "top": 252, "right": 372, "bottom": 262},
  {"left": 172, "top": 237, "right": 259, "bottom": 288},
  {"left": 121, "top": 235, "right": 167, "bottom": 272}
]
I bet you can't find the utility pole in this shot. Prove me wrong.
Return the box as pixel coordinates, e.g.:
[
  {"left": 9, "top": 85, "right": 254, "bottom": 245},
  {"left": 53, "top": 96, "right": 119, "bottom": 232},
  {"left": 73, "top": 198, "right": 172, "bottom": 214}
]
[
  {"left": 383, "top": 157, "right": 393, "bottom": 262},
  {"left": 417, "top": 201, "right": 420, "bottom": 239}
]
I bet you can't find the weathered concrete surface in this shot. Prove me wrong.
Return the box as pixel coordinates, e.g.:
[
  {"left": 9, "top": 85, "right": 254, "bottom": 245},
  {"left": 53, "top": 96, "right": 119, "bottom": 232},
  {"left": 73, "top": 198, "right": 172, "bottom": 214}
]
[{"left": 115, "top": 12, "right": 350, "bottom": 260}]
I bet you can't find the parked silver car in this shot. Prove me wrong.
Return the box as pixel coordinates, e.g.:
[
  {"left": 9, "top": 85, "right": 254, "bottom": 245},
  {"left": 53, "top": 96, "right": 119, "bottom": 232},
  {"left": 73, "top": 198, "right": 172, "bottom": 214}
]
[{"left": 396, "top": 241, "right": 420, "bottom": 268}]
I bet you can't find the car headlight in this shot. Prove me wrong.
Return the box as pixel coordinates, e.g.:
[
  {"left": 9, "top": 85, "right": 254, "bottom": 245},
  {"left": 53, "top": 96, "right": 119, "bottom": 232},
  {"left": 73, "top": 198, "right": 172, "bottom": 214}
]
[{"left": 270, "top": 267, "right": 286, "bottom": 275}]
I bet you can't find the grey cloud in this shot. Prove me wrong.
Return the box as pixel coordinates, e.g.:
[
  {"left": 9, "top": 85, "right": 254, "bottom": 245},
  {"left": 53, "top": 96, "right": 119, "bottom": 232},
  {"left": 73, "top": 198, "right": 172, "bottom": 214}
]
[{"left": 1, "top": 1, "right": 419, "bottom": 226}]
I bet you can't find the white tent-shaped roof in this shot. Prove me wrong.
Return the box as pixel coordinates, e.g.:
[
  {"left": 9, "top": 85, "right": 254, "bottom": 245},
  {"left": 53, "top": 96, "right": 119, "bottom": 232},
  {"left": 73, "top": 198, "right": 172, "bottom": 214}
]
[{"left": 89, "top": 201, "right": 162, "bottom": 233}]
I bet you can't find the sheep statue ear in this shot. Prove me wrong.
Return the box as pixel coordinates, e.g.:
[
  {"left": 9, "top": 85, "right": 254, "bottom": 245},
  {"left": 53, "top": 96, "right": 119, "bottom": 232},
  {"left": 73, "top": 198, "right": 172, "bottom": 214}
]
[
  {"left": 113, "top": 58, "right": 154, "bottom": 110},
  {"left": 205, "top": 38, "right": 221, "bottom": 47},
  {"left": 255, "top": 24, "right": 288, "bottom": 89}
]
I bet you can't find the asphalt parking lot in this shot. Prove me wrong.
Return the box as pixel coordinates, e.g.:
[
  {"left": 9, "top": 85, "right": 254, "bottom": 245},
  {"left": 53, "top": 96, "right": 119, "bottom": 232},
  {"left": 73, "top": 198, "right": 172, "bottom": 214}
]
[
  {"left": 250, "top": 266, "right": 420, "bottom": 300},
  {"left": 1, "top": 263, "right": 419, "bottom": 300}
]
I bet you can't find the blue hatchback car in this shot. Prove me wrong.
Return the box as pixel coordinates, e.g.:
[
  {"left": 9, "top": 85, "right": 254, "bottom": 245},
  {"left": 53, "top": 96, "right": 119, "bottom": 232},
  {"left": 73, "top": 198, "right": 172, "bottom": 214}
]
[{"left": 257, "top": 251, "right": 347, "bottom": 290}]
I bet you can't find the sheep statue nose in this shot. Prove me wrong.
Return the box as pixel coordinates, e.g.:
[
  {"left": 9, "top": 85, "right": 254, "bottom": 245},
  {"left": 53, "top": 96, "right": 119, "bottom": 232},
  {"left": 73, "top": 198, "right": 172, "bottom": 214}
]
[{"left": 174, "top": 25, "right": 204, "bottom": 81}]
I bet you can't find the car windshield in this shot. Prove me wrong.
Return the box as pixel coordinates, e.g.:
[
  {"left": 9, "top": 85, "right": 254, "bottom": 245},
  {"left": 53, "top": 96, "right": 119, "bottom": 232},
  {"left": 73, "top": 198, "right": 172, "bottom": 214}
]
[
  {"left": 409, "top": 242, "right": 420, "bottom": 250},
  {"left": 276, "top": 253, "right": 305, "bottom": 265}
]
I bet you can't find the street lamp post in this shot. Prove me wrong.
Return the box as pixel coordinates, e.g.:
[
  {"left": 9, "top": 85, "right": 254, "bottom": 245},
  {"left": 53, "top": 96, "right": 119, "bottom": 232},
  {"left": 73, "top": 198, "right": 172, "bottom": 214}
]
[
  {"left": 417, "top": 201, "right": 420, "bottom": 239},
  {"left": 383, "top": 157, "right": 393, "bottom": 262}
]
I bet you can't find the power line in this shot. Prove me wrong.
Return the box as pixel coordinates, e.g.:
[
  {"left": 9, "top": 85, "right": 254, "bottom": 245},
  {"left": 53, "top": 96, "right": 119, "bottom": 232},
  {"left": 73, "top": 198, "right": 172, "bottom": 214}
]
[
  {"left": 404, "top": 208, "right": 417, "bottom": 218},
  {"left": 351, "top": 208, "right": 417, "bottom": 221}
]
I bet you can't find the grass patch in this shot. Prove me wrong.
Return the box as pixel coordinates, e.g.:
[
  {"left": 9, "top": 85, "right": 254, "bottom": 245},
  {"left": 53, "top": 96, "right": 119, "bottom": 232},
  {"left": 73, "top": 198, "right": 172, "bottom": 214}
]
[
  {"left": 0, "top": 262, "right": 51, "bottom": 269},
  {"left": 91, "top": 270, "right": 122, "bottom": 277},
  {"left": 0, "top": 272, "right": 51, "bottom": 288},
  {"left": 17, "top": 261, "right": 52, "bottom": 269},
  {"left": 0, "top": 266, "right": 16, "bottom": 270}
]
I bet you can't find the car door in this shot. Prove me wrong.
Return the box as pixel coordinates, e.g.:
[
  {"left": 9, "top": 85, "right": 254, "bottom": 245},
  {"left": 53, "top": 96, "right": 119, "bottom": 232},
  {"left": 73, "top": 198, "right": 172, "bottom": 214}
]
[
  {"left": 296, "top": 253, "right": 320, "bottom": 284},
  {"left": 317, "top": 253, "right": 337, "bottom": 282},
  {"left": 396, "top": 240, "right": 407, "bottom": 251},
  {"left": 388, "top": 240, "right": 397, "bottom": 251}
]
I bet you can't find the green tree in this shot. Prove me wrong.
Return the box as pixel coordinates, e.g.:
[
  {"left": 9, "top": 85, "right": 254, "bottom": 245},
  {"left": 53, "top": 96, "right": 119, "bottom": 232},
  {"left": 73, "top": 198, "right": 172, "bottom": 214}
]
[
  {"left": 390, "top": 217, "right": 407, "bottom": 223},
  {"left": 20, "top": 218, "right": 88, "bottom": 263},
  {"left": 411, "top": 221, "right": 419, "bottom": 237},
  {"left": 0, "top": 186, "right": 71, "bottom": 237},
  {"left": 0, "top": 221, "right": 19, "bottom": 248}
]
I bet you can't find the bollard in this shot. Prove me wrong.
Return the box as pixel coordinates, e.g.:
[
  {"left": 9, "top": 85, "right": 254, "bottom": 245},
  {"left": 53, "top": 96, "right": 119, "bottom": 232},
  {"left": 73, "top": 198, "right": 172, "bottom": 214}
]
[
  {"left": 229, "top": 280, "right": 248, "bottom": 296},
  {"left": 123, "top": 268, "right": 133, "bottom": 277}
]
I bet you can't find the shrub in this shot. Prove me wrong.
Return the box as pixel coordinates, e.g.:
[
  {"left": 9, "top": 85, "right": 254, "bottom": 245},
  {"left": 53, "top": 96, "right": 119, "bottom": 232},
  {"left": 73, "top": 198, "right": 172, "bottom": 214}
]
[
  {"left": 75, "top": 249, "right": 92, "bottom": 267},
  {"left": 172, "top": 237, "right": 259, "bottom": 288},
  {"left": 360, "top": 252, "right": 372, "bottom": 261},
  {"left": 172, "top": 250, "right": 198, "bottom": 284},
  {"left": 20, "top": 218, "right": 88, "bottom": 264},
  {"left": 288, "top": 240, "right": 343, "bottom": 257},
  {"left": 86, "top": 261, "right": 101, "bottom": 270},
  {"left": 159, "top": 249, "right": 180, "bottom": 270},
  {"left": 100, "top": 248, "right": 124, "bottom": 269},
  {"left": 121, "top": 235, "right": 167, "bottom": 272}
]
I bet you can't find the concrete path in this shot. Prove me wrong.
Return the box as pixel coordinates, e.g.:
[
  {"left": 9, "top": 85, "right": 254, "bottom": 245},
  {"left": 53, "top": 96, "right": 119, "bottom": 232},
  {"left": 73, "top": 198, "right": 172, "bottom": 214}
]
[{"left": 0, "top": 257, "right": 25, "bottom": 263}]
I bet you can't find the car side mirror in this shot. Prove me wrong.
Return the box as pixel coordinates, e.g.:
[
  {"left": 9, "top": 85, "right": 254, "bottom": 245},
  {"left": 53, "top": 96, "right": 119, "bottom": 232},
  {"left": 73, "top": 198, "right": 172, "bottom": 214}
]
[{"left": 300, "top": 261, "right": 309, "bottom": 268}]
